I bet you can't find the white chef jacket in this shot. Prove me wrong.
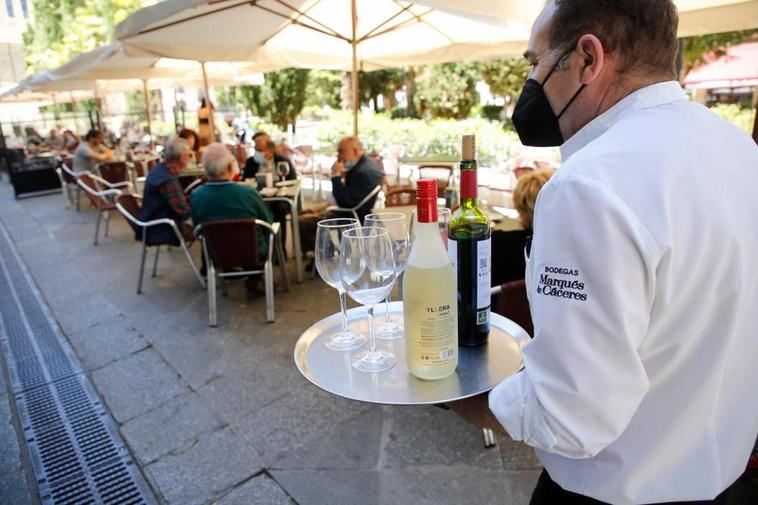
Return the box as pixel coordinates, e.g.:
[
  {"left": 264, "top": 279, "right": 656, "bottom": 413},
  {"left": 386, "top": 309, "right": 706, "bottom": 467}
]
[{"left": 489, "top": 81, "right": 758, "bottom": 504}]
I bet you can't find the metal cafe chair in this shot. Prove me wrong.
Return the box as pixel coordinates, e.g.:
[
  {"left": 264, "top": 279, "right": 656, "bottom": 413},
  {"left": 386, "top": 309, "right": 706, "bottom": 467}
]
[
  {"left": 77, "top": 173, "right": 132, "bottom": 246},
  {"left": 418, "top": 164, "right": 454, "bottom": 197},
  {"left": 115, "top": 194, "right": 205, "bottom": 294},
  {"left": 325, "top": 185, "right": 382, "bottom": 222},
  {"left": 55, "top": 157, "right": 84, "bottom": 210},
  {"left": 98, "top": 161, "right": 132, "bottom": 186},
  {"left": 385, "top": 187, "right": 417, "bottom": 207},
  {"left": 195, "top": 219, "right": 289, "bottom": 326}
]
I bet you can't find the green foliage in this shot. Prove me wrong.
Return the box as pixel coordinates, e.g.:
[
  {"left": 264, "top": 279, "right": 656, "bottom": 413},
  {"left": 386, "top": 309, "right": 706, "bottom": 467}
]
[
  {"left": 305, "top": 70, "right": 342, "bottom": 109},
  {"left": 679, "top": 30, "right": 758, "bottom": 81},
  {"left": 237, "top": 85, "right": 263, "bottom": 117},
  {"left": 23, "top": 0, "right": 144, "bottom": 71},
  {"left": 124, "top": 89, "right": 161, "bottom": 115},
  {"left": 478, "top": 59, "right": 530, "bottom": 104},
  {"left": 257, "top": 69, "right": 310, "bottom": 130},
  {"left": 312, "top": 110, "right": 524, "bottom": 168},
  {"left": 359, "top": 68, "right": 405, "bottom": 111},
  {"left": 413, "top": 62, "right": 480, "bottom": 120},
  {"left": 708, "top": 104, "right": 756, "bottom": 134}
]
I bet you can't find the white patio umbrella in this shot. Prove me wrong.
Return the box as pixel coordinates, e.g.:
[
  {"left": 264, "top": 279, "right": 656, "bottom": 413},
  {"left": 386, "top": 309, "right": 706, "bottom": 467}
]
[
  {"left": 37, "top": 43, "right": 271, "bottom": 142},
  {"left": 424, "top": 0, "right": 758, "bottom": 36},
  {"left": 115, "top": 0, "right": 534, "bottom": 135}
]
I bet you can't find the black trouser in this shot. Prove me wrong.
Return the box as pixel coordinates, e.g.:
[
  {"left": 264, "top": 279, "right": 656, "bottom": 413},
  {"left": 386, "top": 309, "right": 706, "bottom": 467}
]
[{"left": 530, "top": 470, "right": 732, "bottom": 505}]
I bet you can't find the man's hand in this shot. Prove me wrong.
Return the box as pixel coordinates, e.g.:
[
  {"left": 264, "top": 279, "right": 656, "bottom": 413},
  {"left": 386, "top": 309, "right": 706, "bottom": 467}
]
[
  {"left": 331, "top": 160, "right": 345, "bottom": 178},
  {"left": 446, "top": 393, "right": 506, "bottom": 435}
]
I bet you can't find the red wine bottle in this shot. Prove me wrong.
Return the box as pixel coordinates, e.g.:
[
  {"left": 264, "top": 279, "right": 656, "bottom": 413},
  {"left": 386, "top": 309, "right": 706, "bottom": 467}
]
[{"left": 448, "top": 135, "right": 491, "bottom": 346}]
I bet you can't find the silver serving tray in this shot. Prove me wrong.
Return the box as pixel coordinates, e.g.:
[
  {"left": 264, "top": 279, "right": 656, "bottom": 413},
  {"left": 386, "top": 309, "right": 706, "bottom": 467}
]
[{"left": 294, "top": 301, "right": 528, "bottom": 405}]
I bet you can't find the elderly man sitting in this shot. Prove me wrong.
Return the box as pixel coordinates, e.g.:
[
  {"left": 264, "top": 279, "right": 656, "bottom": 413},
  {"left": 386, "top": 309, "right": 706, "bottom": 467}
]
[
  {"left": 190, "top": 143, "right": 273, "bottom": 259},
  {"left": 298, "top": 136, "right": 383, "bottom": 262},
  {"left": 138, "top": 137, "right": 193, "bottom": 245}
]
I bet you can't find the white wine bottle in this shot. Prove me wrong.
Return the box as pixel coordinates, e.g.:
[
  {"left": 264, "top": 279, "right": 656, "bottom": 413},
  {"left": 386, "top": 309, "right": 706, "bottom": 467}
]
[{"left": 403, "top": 179, "right": 458, "bottom": 380}]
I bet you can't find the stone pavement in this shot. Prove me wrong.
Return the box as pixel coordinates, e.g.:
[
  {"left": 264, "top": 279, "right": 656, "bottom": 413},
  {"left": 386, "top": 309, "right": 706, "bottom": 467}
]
[{"left": 0, "top": 182, "right": 542, "bottom": 505}]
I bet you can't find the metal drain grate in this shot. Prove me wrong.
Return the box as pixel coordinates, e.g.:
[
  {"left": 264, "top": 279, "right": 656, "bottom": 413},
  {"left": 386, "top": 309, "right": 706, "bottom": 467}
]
[{"left": 0, "top": 224, "right": 156, "bottom": 505}]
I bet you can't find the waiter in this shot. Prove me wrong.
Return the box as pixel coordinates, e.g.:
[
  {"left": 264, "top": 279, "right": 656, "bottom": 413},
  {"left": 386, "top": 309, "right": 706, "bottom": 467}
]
[{"left": 451, "top": 1, "right": 758, "bottom": 504}]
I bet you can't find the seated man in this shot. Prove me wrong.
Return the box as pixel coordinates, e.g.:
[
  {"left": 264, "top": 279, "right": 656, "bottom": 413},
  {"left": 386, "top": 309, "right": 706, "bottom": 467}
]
[
  {"left": 137, "top": 138, "right": 194, "bottom": 245},
  {"left": 191, "top": 143, "right": 274, "bottom": 259},
  {"left": 299, "top": 136, "right": 382, "bottom": 256},
  {"left": 243, "top": 131, "right": 296, "bottom": 181},
  {"left": 73, "top": 129, "right": 114, "bottom": 172},
  {"left": 330, "top": 136, "right": 382, "bottom": 222}
]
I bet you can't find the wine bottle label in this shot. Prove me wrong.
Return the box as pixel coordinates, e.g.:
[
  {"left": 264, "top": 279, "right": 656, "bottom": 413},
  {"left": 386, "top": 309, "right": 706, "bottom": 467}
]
[
  {"left": 448, "top": 238, "right": 457, "bottom": 269},
  {"left": 477, "top": 238, "right": 491, "bottom": 310}
]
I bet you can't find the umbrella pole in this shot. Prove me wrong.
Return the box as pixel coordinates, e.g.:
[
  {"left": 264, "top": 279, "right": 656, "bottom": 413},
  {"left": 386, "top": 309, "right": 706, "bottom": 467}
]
[
  {"left": 201, "top": 62, "right": 216, "bottom": 143},
  {"left": 143, "top": 79, "right": 153, "bottom": 148},
  {"left": 351, "top": 0, "right": 358, "bottom": 137}
]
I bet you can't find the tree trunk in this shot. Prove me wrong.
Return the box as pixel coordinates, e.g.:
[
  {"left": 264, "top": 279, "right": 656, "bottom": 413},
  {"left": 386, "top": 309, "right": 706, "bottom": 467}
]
[
  {"left": 405, "top": 66, "right": 417, "bottom": 118},
  {"left": 340, "top": 72, "right": 353, "bottom": 110}
]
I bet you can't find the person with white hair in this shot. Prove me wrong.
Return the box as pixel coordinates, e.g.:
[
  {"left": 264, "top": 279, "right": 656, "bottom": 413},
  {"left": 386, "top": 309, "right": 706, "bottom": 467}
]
[
  {"left": 190, "top": 142, "right": 273, "bottom": 261},
  {"left": 137, "top": 137, "right": 194, "bottom": 244}
]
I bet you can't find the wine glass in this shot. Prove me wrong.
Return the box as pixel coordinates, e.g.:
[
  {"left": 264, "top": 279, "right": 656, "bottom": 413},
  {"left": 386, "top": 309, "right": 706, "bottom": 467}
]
[
  {"left": 276, "top": 161, "right": 290, "bottom": 181},
  {"left": 410, "top": 207, "right": 451, "bottom": 249},
  {"left": 341, "top": 227, "right": 397, "bottom": 372},
  {"left": 316, "top": 218, "right": 367, "bottom": 351},
  {"left": 364, "top": 213, "right": 409, "bottom": 340}
]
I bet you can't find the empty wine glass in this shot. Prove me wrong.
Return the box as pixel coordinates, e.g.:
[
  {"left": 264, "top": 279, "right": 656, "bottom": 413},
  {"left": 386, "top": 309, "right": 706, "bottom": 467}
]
[
  {"left": 410, "top": 207, "right": 451, "bottom": 249},
  {"left": 341, "top": 227, "right": 397, "bottom": 372},
  {"left": 316, "top": 218, "right": 367, "bottom": 351},
  {"left": 364, "top": 213, "right": 409, "bottom": 340}
]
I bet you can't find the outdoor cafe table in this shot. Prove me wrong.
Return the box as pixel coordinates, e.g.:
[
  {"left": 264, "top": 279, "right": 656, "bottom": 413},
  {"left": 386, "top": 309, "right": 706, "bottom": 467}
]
[
  {"left": 253, "top": 180, "right": 305, "bottom": 283},
  {"left": 294, "top": 301, "right": 528, "bottom": 405},
  {"left": 372, "top": 186, "right": 522, "bottom": 232}
]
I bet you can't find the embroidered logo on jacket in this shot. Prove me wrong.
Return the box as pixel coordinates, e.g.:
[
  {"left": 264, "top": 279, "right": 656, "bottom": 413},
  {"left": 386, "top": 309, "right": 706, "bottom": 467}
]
[{"left": 536, "top": 266, "right": 588, "bottom": 301}]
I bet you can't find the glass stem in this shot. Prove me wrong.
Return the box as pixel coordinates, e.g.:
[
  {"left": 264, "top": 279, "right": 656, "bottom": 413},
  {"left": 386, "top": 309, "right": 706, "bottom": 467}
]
[
  {"left": 384, "top": 292, "right": 392, "bottom": 322},
  {"left": 367, "top": 305, "right": 376, "bottom": 353},
  {"left": 338, "top": 290, "right": 349, "bottom": 332}
]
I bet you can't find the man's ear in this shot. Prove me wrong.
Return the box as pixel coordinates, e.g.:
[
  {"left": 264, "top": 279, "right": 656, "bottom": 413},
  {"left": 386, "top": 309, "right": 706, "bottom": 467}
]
[{"left": 576, "top": 34, "right": 605, "bottom": 84}]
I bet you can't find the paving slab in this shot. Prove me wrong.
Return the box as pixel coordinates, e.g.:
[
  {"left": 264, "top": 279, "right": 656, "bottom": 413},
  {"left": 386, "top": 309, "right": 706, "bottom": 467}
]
[
  {"left": 234, "top": 383, "right": 373, "bottom": 466},
  {"left": 120, "top": 392, "right": 223, "bottom": 465},
  {"left": 213, "top": 473, "right": 294, "bottom": 505},
  {"left": 52, "top": 289, "right": 122, "bottom": 335},
  {"left": 379, "top": 467, "right": 540, "bottom": 505},
  {"left": 66, "top": 314, "right": 149, "bottom": 371},
  {"left": 270, "top": 469, "right": 381, "bottom": 505},
  {"left": 383, "top": 406, "right": 504, "bottom": 469},
  {"left": 145, "top": 427, "right": 263, "bottom": 505},
  {"left": 274, "top": 404, "right": 384, "bottom": 470},
  {"left": 91, "top": 348, "right": 188, "bottom": 423}
]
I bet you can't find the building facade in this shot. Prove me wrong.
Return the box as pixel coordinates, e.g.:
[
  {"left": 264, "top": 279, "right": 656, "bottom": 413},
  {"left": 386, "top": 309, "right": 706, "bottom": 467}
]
[{"left": 0, "top": 0, "right": 31, "bottom": 86}]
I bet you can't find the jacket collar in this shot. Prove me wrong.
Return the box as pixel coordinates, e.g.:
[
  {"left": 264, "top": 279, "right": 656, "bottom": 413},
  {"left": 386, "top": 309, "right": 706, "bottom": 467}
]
[{"left": 560, "top": 81, "right": 686, "bottom": 161}]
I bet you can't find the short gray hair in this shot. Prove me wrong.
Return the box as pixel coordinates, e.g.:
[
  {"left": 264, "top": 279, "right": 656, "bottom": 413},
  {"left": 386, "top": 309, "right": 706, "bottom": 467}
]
[
  {"left": 164, "top": 137, "right": 191, "bottom": 162},
  {"left": 201, "top": 143, "right": 235, "bottom": 178}
]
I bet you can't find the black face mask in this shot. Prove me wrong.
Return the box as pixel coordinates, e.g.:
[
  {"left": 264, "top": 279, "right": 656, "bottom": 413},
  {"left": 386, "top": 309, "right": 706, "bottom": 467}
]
[{"left": 512, "top": 48, "right": 586, "bottom": 147}]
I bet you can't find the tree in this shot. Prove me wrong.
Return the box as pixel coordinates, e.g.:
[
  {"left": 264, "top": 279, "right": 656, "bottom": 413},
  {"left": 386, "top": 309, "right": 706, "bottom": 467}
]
[
  {"left": 413, "top": 62, "right": 480, "bottom": 120},
  {"left": 359, "top": 68, "right": 405, "bottom": 111},
  {"left": 478, "top": 58, "right": 530, "bottom": 105},
  {"left": 678, "top": 30, "right": 757, "bottom": 82},
  {"left": 305, "top": 70, "right": 342, "bottom": 109},
  {"left": 23, "top": 0, "right": 143, "bottom": 71},
  {"left": 259, "top": 68, "right": 310, "bottom": 131}
]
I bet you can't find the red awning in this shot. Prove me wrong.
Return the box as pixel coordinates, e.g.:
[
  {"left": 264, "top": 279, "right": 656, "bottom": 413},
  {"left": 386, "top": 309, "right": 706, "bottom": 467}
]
[{"left": 685, "top": 41, "right": 758, "bottom": 89}]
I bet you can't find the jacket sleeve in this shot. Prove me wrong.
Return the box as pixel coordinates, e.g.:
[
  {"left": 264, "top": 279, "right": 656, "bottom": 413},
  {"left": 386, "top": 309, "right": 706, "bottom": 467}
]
[
  {"left": 332, "top": 165, "right": 380, "bottom": 209},
  {"left": 489, "top": 174, "right": 659, "bottom": 459}
]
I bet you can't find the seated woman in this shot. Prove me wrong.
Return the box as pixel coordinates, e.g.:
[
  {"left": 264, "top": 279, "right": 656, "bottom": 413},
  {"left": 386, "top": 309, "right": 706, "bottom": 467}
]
[
  {"left": 491, "top": 169, "right": 554, "bottom": 286},
  {"left": 178, "top": 128, "right": 202, "bottom": 163}
]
